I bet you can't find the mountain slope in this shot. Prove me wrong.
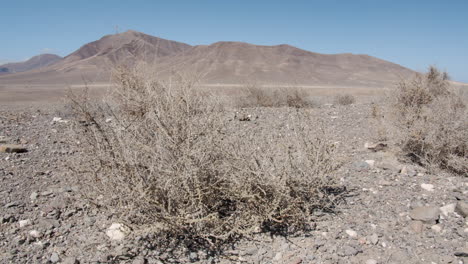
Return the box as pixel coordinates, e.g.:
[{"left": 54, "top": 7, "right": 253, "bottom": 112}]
[
  {"left": 0, "top": 54, "right": 62, "bottom": 73},
  {"left": 0, "top": 30, "right": 416, "bottom": 87},
  {"left": 52, "top": 30, "right": 192, "bottom": 72},
  {"left": 154, "top": 41, "right": 414, "bottom": 86}
]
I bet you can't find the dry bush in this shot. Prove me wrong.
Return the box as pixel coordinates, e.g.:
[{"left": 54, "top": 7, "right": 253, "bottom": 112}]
[
  {"left": 334, "top": 94, "right": 356, "bottom": 105},
  {"left": 390, "top": 66, "right": 467, "bottom": 175},
  {"left": 237, "top": 85, "right": 315, "bottom": 108},
  {"left": 69, "top": 66, "right": 342, "bottom": 250}
]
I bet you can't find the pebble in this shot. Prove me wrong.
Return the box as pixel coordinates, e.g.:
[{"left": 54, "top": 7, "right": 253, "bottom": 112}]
[
  {"left": 431, "top": 225, "right": 442, "bottom": 233},
  {"left": 410, "top": 220, "right": 424, "bottom": 233},
  {"left": 338, "top": 245, "right": 359, "bottom": 256},
  {"left": 29, "top": 230, "right": 42, "bottom": 238},
  {"left": 4, "top": 201, "right": 20, "bottom": 208},
  {"left": 345, "top": 229, "right": 358, "bottom": 238},
  {"left": 409, "top": 206, "right": 440, "bottom": 223},
  {"left": 63, "top": 257, "right": 79, "bottom": 264},
  {"left": 274, "top": 252, "right": 283, "bottom": 261},
  {"left": 106, "top": 223, "right": 129, "bottom": 241},
  {"left": 18, "top": 219, "right": 31, "bottom": 228},
  {"left": 455, "top": 202, "right": 468, "bottom": 217},
  {"left": 365, "top": 160, "right": 375, "bottom": 168},
  {"left": 421, "top": 183, "right": 434, "bottom": 192},
  {"left": 440, "top": 203, "right": 456, "bottom": 217},
  {"left": 366, "top": 260, "right": 378, "bottom": 264},
  {"left": 369, "top": 233, "right": 379, "bottom": 245},
  {"left": 50, "top": 252, "right": 60, "bottom": 263},
  {"left": 30, "top": 192, "right": 38, "bottom": 200}
]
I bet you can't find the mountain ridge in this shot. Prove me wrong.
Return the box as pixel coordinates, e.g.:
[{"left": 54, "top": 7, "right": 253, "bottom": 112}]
[{"left": 0, "top": 30, "right": 416, "bottom": 87}]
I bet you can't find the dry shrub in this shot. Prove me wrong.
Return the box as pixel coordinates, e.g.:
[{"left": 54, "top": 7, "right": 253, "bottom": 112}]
[
  {"left": 334, "top": 94, "right": 356, "bottom": 105},
  {"left": 69, "top": 66, "right": 342, "bottom": 250},
  {"left": 237, "top": 85, "right": 315, "bottom": 108},
  {"left": 391, "top": 66, "right": 467, "bottom": 175}
]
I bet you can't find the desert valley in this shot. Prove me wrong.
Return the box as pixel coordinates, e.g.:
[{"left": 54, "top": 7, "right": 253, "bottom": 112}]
[{"left": 1, "top": 29, "right": 467, "bottom": 264}]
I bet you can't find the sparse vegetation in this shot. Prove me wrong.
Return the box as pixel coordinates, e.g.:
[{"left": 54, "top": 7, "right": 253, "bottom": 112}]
[
  {"left": 390, "top": 66, "right": 467, "bottom": 175},
  {"left": 69, "top": 66, "right": 342, "bottom": 250},
  {"left": 334, "top": 94, "right": 356, "bottom": 105},
  {"left": 236, "top": 85, "right": 316, "bottom": 108}
]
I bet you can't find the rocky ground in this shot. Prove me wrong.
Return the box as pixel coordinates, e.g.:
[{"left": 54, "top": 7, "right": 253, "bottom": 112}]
[{"left": 1, "top": 101, "right": 467, "bottom": 264}]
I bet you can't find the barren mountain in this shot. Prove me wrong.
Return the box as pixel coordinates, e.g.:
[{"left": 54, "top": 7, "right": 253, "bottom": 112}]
[
  {"left": 0, "top": 54, "right": 62, "bottom": 74},
  {"left": 0, "top": 30, "right": 415, "bottom": 86},
  {"left": 154, "top": 41, "right": 414, "bottom": 87}
]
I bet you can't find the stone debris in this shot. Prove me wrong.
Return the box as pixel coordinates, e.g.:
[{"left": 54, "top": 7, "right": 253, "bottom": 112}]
[{"left": 0, "top": 144, "right": 27, "bottom": 153}]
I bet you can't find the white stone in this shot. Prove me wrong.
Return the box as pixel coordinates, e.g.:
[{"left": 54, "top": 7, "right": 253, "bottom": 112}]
[
  {"left": 29, "top": 230, "right": 42, "bottom": 238},
  {"left": 106, "top": 223, "right": 129, "bottom": 241},
  {"left": 421, "top": 183, "right": 434, "bottom": 192},
  {"left": 19, "top": 219, "right": 31, "bottom": 228},
  {"left": 366, "top": 260, "right": 378, "bottom": 264},
  {"left": 52, "top": 117, "right": 68, "bottom": 123},
  {"left": 273, "top": 252, "right": 283, "bottom": 261},
  {"left": 345, "top": 229, "right": 358, "bottom": 238},
  {"left": 431, "top": 225, "right": 442, "bottom": 232},
  {"left": 365, "top": 160, "right": 375, "bottom": 168},
  {"left": 440, "top": 203, "right": 456, "bottom": 217}
]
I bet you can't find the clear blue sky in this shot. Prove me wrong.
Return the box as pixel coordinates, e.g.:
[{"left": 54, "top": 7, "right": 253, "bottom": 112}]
[{"left": 1, "top": 0, "right": 467, "bottom": 82}]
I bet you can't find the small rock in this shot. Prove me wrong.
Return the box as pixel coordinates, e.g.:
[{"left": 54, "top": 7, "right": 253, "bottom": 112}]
[
  {"left": 410, "top": 220, "right": 424, "bottom": 233},
  {"left": 345, "top": 229, "right": 358, "bottom": 238},
  {"left": 50, "top": 252, "right": 60, "bottom": 263},
  {"left": 355, "top": 161, "right": 370, "bottom": 170},
  {"left": 366, "top": 260, "right": 378, "bottom": 264},
  {"left": 365, "top": 160, "right": 375, "bottom": 168},
  {"left": 369, "top": 233, "right": 379, "bottom": 245},
  {"left": 364, "top": 142, "right": 387, "bottom": 152},
  {"left": 290, "top": 257, "right": 303, "bottom": 264},
  {"left": 409, "top": 206, "right": 440, "bottom": 223},
  {"left": 440, "top": 203, "right": 456, "bottom": 217},
  {"left": 189, "top": 252, "right": 198, "bottom": 261},
  {"left": 62, "top": 257, "right": 79, "bottom": 264},
  {"left": 29, "top": 230, "right": 42, "bottom": 239},
  {"left": 454, "top": 251, "right": 468, "bottom": 257},
  {"left": 52, "top": 117, "right": 68, "bottom": 123},
  {"left": 338, "top": 245, "right": 360, "bottom": 256},
  {"left": 132, "top": 257, "right": 146, "bottom": 264},
  {"left": 30, "top": 192, "right": 38, "bottom": 201},
  {"left": 274, "top": 252, "right": 283, "bottom": 261},
  {"left": 18, "top": 219, "right": 31, "bottom": 228},
  {"left": 106, "top": 223, "right": 129, "bottom": 241},
  {"left": 421, "top": 183, "right": 435, "bottom": 192},
  {"left": 4, "top": 201, "right": 20, "bottom": 208},
  {"left": 455, "top": 202, "right": 468, "bottom": 217},
  {"left": 431, "top": 224, "right": 442, "bottom": 232},
  {"left": 0, "top": 144, "right": 27, "bottom": 153}
]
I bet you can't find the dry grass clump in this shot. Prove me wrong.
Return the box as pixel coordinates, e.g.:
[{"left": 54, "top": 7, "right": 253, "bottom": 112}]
[
  {"left": 390, "top": 66, "right": 467, "bottom": 175},
  {"left": 69, "top": 66, "right": 342, "bottom": 250},
  {"left": 334, "top": 94, "right": 356, "bottom": 105},
  {"left": 237, "top": 85, "right": 316, "bottom": 108}
]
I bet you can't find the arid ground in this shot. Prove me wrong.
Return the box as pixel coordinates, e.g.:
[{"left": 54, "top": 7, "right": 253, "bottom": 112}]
[{"left": 1, "top": 80, "right": 467, "bottom": 264}]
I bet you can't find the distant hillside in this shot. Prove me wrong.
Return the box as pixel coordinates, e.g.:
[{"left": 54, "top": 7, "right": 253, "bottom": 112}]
[
  {"left": 0, "top": 30, "right": 416, "bottom": 87},
  {"left": 154, "top": 41, "right": 415, "bottom": 87},
  {"left": 0, "top": 54, "right": 62, "bottom": 73}
]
